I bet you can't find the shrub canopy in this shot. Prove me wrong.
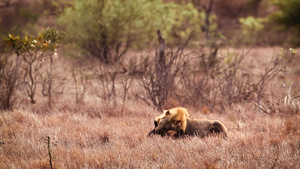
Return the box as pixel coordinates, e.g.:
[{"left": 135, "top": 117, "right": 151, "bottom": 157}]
[{"left": 57, "top": 0, "right": 200, "bottom": 60}]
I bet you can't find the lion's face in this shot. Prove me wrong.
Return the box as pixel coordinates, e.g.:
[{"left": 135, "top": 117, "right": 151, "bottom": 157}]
[
  {"left": 154, "top": 116, "right": 183, "bottom": 135},
  {"left": 154, "top": 110, "right": 171, "bottom": 127},
  {"left": 149, "top": 107, "right": 190, "bottom": 137}
]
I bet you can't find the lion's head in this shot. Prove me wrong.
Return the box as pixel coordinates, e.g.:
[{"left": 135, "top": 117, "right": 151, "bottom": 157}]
[
  {"left": 154, "top": 107, "right": 189, "bottom": 135},
  {"left": 148, "top": 107, "right": 190, "bottom": 137},
  {"left": 153, "top": 107, "right": 190, "bottom": 128}
]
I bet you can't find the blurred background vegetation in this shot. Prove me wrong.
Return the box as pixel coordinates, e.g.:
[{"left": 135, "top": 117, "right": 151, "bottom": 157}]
[{"left": 1, "top": 0, "right": 299, "bottom": 58}]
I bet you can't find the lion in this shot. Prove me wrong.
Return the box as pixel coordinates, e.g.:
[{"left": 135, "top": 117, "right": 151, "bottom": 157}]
[
  {"left": 148, "top": 107, "right": 190, "bottom": 136},
  {"left": 153, "top": 107, "right": 228, "bottom": 138}
]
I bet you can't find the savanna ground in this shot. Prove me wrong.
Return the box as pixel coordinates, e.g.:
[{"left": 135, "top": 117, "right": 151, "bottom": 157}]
[{"left": 1, "top": 46, "right": 300, "bottom": 169}]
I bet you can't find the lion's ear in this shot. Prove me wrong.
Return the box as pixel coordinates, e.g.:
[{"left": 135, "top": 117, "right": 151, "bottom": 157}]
[{"left": 164, "top": 110, "right": 170, "bottom": 116}]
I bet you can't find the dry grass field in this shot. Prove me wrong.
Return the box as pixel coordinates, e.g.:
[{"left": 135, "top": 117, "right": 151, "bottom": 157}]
[{"left": 1, "top": 47, "right": 300, "bottom": 169}]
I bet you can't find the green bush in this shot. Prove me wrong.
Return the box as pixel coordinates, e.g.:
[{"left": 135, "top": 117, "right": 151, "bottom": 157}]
[
  {"left": 239, "top": 16, "right": 265, "bottom": 45},
  {"left": 57, "top": 0, "right": 200, "bottom": 63},
  {"left": 270, "top": 0, "right": 300, "bottom": 46},
  {"left": 4, "top": 28, "right": 64, "bottom": 104},
  {"left": 270, "top": 0, "right": 300, "bottom": 28},
  {"left": 4, "top": 29, "right": 64, "bottom": 56}
]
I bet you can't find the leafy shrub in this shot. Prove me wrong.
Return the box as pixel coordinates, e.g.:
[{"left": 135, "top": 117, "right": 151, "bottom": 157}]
[
  {"left": 57, "top": 0, "right": 200, "bottom": 63},
  {"left": 269, "top": 0, "right": 300, "bottom": 46},
  {"left": 270, "top": 0, "right": 300, "bottom": 28},
  {"left": 239, "top": 16, "right": 265, "bottom": 45},
  {"left": 4, "top": 28, "right": 65, "bottom": 104}
]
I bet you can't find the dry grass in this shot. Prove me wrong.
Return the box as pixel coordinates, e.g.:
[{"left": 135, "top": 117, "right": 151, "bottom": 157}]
[
  {"left": 0, "top": 106, "right": 299, "bottom": 168},
  {"left": 0, "top": 47, "right": 300, "bottom": 168}
]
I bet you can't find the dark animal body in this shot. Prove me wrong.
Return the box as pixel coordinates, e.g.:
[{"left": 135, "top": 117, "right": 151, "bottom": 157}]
[{"left": 148, "top": 107, "right": 227, "bottom": 138}]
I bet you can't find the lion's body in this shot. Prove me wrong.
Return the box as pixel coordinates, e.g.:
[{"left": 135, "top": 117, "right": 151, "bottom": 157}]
[
  {"left": 152, "top": 107, "right": 228, "bottom": 138},
  {"left": 184, "top": 118, "right": 228, "bottom": 138}
]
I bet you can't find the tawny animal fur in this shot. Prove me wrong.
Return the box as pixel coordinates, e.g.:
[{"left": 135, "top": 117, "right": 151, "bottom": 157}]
[
  {"left": 152, "top": 107, "right": 228, "bottom": 138},
  {"left": 148, "top": 107, "right": 190, "bottom": 136}
]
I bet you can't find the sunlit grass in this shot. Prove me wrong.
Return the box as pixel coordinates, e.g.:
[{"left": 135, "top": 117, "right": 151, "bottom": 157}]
[{"left": 0, "top": 106, "right": 299, "bottom": 168}]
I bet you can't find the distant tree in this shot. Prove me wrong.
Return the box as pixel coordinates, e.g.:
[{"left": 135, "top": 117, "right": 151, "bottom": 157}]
[
  {"left": 4, "top": 28, "right": 64, "bottom": 104},
  {"left": 239, "top": 16, "right": 265, "bottom": 45},
  {"left": 57, "top": 0, "right": 200, "bottom": 63},
  {"left": 270, "top": 0, "right": 300, "bottom": 46},
  {"left": 270, "top": 0, "right": 300, "bottom": 28}
]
